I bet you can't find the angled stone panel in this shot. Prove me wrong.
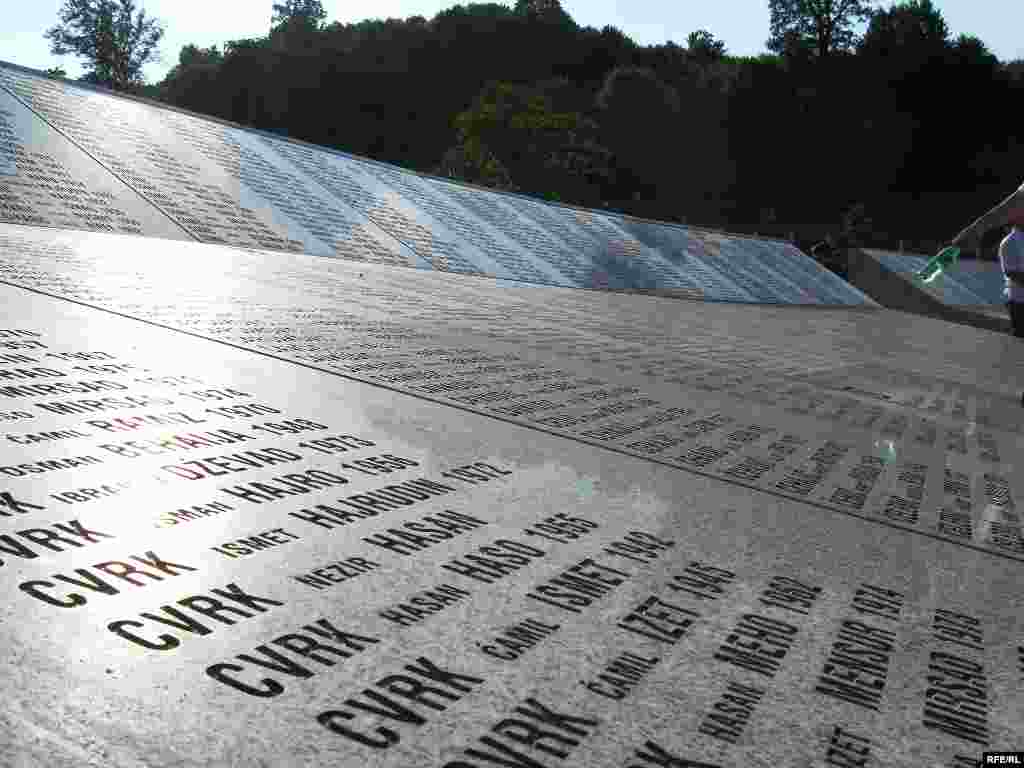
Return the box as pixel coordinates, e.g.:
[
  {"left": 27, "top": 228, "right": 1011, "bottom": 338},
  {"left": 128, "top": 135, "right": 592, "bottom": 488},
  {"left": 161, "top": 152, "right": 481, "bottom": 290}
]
[
  {"left": 0, "top": 60, "right": 874, "bottom": 304},
  {"left": 0, "top": 88, "right": 190, "bottom": 239},
  {"left": 0, "top": 223, "right": 1018, "bottom": 766},
  {"left": 864, "top": 249, "right": 1007, "bottom": 307}
]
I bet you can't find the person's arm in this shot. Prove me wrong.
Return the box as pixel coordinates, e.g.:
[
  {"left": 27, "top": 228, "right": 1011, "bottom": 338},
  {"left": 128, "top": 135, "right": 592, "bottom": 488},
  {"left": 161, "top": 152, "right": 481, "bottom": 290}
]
[{"left": 953, "top": 184, "right": 1024, "bottom": 251}]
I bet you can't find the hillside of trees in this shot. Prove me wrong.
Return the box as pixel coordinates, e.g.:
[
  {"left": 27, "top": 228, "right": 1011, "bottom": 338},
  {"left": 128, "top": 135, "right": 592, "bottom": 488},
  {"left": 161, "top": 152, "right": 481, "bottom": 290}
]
[{"left": 50, "top": 0, "right": 1024, "bottom": 257}]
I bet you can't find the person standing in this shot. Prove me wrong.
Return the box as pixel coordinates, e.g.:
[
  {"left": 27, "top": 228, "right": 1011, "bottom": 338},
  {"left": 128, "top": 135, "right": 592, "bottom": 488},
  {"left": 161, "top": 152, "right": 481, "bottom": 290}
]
[
  {"left": 953, "top": 182, "right": 1024, "bottom": 337},
  {"left": 1000, "top": 225, "right": 1024, "bottom": 338}
]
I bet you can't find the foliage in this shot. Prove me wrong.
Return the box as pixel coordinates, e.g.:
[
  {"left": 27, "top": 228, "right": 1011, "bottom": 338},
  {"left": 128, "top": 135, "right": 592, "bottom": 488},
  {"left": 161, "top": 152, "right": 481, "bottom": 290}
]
[
  {"left": 269, "top": 0, "right": 326, "bottom": 53},
  {"left": 435, "top": 141, "right": 517, "bottom": 191},
  {"left": 858, "top": 0, "right": 947, "bottom": 83},
  {"left": 271, "top": 0, "right": 326, "bottom": 27},
  {"left": 687, "top": 30, "right": 726, "bottom": 61},
  {"left": 159, "top": 45, "right": 225, "bottom": 117},
  {"left": 595, "top": 67, "right": 682, "bottom": 218},
  {"left": 140, "top": 0, "right": 1023, "bottom": 254},
  {"left": 767, "top": 0, "right": 875, "bottom": 59},
  {"left": 436, "top": 79, "right": 613, "bottom": 207},
  {"left": 514, "top": 0, "right": 575, "bottom": 27},
  {"left": 45, "top": 0, "right": 164, "bottom": 91}
]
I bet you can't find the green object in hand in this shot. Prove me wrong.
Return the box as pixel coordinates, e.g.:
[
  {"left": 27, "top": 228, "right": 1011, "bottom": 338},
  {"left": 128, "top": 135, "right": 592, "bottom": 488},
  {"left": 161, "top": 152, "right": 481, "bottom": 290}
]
[{"left": 915, "top": 246, "right": 960, "bottom": 283}]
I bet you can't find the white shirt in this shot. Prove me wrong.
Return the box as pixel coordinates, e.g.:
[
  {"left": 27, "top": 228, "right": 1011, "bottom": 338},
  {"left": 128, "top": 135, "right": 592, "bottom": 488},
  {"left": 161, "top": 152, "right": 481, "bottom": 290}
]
[{"left": 999, "top": 226, "right": 1024, "bottom": 302}]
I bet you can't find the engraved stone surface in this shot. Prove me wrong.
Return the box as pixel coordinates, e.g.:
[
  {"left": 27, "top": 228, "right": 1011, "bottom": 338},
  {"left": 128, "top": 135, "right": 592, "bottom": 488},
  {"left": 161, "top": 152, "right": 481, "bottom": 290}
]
[
  {"left": 864, "top": 250, "right": 1008, "bottom": 307},
  {"left": 0, "top": 89, "right": 190, "bottom": 239},
  {"left": 0, "top": 60, "right": 872, "bottom": 304},
  {"left": 0, "top": 224, "right": 1020, "bottom": 766}
]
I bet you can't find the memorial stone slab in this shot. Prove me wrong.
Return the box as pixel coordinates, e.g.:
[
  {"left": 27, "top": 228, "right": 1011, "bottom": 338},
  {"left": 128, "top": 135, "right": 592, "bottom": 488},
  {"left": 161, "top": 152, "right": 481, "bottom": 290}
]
[
  {"left": 0, "top": 60, "right": 873, "bottom": 303},
  {"left": 0, "top": 223, "right": 1021, "bottom": 766},
  {"left": 0, "top": 88, "right": 189, "bottom": 239},
  {"left": 864, "top": 250, "right": 1008, "bottom": 308}
]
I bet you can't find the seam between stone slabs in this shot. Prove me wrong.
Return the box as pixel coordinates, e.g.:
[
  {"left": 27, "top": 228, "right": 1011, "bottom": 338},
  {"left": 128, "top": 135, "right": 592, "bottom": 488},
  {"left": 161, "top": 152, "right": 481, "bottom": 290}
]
[
  {"left": 0, "top": 63, "right": 876, "bottom": 308},
  {"left": 2, "top": 276, "right": 1020, "bottom": 566},
  {"left": 0, "top": 220, "right": 858, "bottom": 307},
  {"left": 0, "top": 83, "right": 201, "bottom": 243}
]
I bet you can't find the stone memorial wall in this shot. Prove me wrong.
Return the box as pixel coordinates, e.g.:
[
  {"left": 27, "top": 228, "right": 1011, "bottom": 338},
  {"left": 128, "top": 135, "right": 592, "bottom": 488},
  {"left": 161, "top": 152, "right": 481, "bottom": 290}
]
[
  {"left": 0, "top": 60, "right": 873, "bottom": 305},
  {"left": 0, "top": 222, "right": 1020, "bottom": 766},
  {"left": 864, "top": 250, "right": 1007, "bottom": 307},
  {"left": 0, "top": 88, "right": 190, "bottom": 240}
]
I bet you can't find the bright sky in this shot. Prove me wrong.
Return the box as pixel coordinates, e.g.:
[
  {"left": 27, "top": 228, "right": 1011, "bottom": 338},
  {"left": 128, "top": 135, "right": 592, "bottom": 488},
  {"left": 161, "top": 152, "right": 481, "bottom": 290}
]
[{"left": 2, "top": 0, "right": 1021, "bottom": 83}]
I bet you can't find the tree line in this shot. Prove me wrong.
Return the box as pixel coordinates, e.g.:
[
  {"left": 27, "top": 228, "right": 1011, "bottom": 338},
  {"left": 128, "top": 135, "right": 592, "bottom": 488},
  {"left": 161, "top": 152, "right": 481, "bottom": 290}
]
[{"left": 45, "top": 0, "right": 1024, "bottom": 258}]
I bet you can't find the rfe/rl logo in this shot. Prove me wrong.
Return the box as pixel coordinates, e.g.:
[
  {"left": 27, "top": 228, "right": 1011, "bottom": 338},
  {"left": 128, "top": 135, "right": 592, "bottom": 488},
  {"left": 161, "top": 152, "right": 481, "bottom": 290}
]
[{"left": 0, "top": 492, "right": 44, "bottom": 516}]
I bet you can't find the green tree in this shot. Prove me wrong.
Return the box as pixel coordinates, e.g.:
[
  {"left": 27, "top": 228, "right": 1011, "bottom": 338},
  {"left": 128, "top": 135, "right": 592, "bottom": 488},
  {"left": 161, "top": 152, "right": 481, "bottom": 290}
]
[
  {"left": 44, "top": 66, "right": 67, "bottom": 79},
  {"left": 564, "top": 25, "right": 635, "bottom": 84},
  {"left": 858, "top": 0, "right": 947, "bottom": 65},
  {"left": 269, "top": 0, "right": 326, "bottom": 54},
  {"left": 949, "top": 34, "right": 998, "bottom": 75},
  {"left": 176, "top": 43, "right": 224, "bottom": 68},
  {"left": 595, "top": 66, "right": 687, "bottom": 219},
  {"left": 686, "top": 29, "right": 726, "bottom": 61},
  {"left": 159, "top": 45, "right": 225, "bottom": 116},
  {"left": 271, "top": 0, "right": 326, "bottom": 27},
  {"left": 435, "top": 141, "right": 518, "bottom": 191},
  {"left": 45, "top": 0, "right": 164, "bottom": 90},
  {"left": 437, "top": 79, "right": 613, "bottom": 206},
  {"left": 514, "top": 0, "right": 575, "bottom": 26},
  {"left": 768, "top": 0, "right": 875, "bottom": 59}
]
